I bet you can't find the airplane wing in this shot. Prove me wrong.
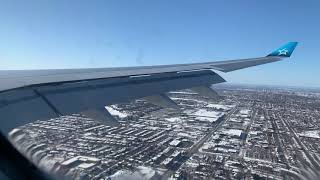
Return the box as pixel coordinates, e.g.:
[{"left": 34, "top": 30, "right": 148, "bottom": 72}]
[{"left": 0, "top": 42, "right": 298, "bottom": 134}]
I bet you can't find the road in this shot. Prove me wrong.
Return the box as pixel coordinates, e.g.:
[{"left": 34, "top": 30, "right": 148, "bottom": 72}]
[
  {"left": 187, "top": 106, "right": 239, "bottom": 156},
  {"left": 161, "top": 106, "right": 239, "bottom": 179},
  {"left": 280, "top": 116, "right": 320, "bottom": 170},
  {"left": 266, "top": 110, "right": 290, "bottom": 167}
]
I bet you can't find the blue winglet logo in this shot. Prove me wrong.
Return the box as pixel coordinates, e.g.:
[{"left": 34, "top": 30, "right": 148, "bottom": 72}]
[{"left": 267, "top": 42, "right": 298, "bottom": 57}]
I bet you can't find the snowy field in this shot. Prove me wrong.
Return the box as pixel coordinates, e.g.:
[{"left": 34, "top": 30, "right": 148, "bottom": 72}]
[{"left": 184, "top": 109, "right": 224, "bottom": 123}]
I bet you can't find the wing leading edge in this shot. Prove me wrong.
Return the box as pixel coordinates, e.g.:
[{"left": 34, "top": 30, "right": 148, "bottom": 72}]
[{"left": 0, "top": 42, "right": 297, "bottom": 92}]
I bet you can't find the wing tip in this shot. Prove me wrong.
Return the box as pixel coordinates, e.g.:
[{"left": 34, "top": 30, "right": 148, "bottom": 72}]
[{"left": 267, "top": 42, "right": 298, "bottom": 57}]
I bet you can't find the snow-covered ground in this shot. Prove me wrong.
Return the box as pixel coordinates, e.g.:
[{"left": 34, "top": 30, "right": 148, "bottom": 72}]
[
  {"left": 170, "top": 97, "right": 207, "bottom": 104},
  {"left": 169, "top": 139, "right": 181, "bottom": 146},
  {"left": 299, "top": 130, "right": 320, "bottom": 139},
  {"left": 239, "top": 109, "right": 250, "bottom": 115},
  {"left": 177, "top": 132, "right": 195, "bottom": 139},
  {"left": 220, "top": 129, "right": 243, "bottom": 137},
  {"left": 192, "top": 109, "right": 223, "bottom": 118},
  {"left": 109, "top": 166, "right": 162, "bottom": 180},
  {"left": 105, "top": 105, "right": 128, "bottom": 118},
  {"left": 206, "top": 104, "right": 234, "bottom": 111},
  {"left": 165, "top": 117, "right": 183, "bottom": 123},
  {"left": 195, "top": 116, "right": 220, "bottom": 123},
  {"left": 184, "top": 109, "right": 224, "bottom": 123}
]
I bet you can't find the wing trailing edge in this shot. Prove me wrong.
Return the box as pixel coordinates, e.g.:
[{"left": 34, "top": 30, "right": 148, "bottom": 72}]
[{"left": 0, "top": 70, "right": 225, "bottom": 133}]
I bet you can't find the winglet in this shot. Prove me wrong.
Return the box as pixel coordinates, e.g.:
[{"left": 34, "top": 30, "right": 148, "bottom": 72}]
[{"left": 267, "top": 42, "right": 298, "bottom": 57}]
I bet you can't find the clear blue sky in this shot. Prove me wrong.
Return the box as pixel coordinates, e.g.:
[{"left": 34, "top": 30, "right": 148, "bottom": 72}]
[{"left": 0, "top": 0, "right": 319, "bottom": 87}]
